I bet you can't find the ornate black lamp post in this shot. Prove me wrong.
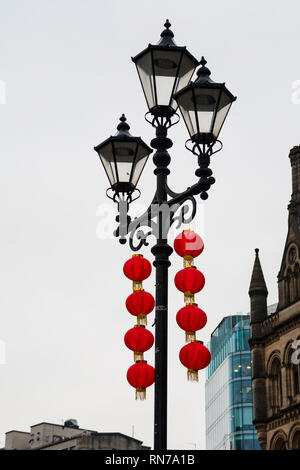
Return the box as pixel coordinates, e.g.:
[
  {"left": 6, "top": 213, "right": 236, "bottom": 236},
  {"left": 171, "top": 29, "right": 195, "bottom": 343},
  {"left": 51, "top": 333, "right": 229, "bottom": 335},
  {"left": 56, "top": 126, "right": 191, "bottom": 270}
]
[{"left": 94, "top": 20, "right": 236, "bottom": 451}]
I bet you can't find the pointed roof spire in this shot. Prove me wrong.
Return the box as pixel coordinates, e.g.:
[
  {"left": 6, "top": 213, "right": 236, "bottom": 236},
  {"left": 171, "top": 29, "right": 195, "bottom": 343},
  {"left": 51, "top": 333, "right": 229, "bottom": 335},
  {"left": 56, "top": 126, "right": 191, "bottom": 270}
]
[{"left": 249, "top": 248, "right": 268, "bottom": 297}]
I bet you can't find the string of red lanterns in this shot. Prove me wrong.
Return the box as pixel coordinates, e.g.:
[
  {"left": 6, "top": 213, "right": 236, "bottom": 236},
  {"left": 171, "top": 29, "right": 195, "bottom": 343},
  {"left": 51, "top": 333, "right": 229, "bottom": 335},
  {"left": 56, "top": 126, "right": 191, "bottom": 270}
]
[
  {"left": 123, "top": 254, "right": 155, "bottom": 400},
  {"left": 174, "top": 230, "right": 211, "bottom": 382}
]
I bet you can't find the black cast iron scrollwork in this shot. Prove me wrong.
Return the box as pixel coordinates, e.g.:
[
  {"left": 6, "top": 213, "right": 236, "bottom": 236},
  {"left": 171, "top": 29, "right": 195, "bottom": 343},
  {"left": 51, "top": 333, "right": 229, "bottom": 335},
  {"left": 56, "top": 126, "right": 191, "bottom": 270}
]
[{"left": 111, "top": 110, "right": 221, "bottom": 246}]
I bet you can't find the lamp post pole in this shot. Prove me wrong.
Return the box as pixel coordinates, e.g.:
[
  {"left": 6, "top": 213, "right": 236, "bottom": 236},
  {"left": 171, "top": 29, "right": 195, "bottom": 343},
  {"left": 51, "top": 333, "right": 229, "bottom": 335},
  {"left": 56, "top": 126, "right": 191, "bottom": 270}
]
[
  {"left": 151, "top": 124, "right": 173, "bottom": 450},
  {"left": 94, "top": 20, "right": 236, "bottom": 451}
]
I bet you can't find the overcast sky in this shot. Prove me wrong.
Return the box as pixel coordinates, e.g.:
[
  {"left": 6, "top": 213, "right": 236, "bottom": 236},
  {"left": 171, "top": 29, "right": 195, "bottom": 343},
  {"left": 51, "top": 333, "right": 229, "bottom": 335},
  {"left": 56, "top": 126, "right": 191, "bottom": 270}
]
[{"left": 0, "top": 0, "right": 299, "bottom": 450}]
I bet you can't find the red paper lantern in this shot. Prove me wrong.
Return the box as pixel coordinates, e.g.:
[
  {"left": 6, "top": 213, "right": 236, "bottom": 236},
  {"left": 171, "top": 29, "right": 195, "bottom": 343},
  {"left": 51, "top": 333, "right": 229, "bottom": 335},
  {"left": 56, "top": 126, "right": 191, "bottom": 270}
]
[
  {"left": 176, "top": 304, "right": 207, "bottom": 342},
  {"left": 125, "top": 290, "right": 155, "bottom": 326},
  {"left": 124, "top": 326, "right": 154, "bottom": 362},
  {"left": 123, "top": 255, "right": 152, "bottom": 290},
  {"left": 127, "top": 361, "right": 155, "bottom": 400},
  {"left": 174, "top": 267, "right": 205, "bottom": 302},
  {"left": 179, "top": 341, "right": 211, "bottom": 382},
  {"left": 174, "top": 230, "right": 204, "bottom": 259}
]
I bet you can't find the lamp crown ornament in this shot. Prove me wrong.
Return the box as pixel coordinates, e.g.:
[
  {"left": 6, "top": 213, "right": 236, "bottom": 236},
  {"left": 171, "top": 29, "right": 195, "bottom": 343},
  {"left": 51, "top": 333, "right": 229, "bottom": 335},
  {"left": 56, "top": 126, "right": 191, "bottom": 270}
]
[
  {"left": 158, "top": 19, "right": 176, "bottom": 46},
  {"left": 116, "top": 113, "right": 131, "bottom": 135},
  {"left": 196, "top": 56, "right": 212, "bottom": 81}
]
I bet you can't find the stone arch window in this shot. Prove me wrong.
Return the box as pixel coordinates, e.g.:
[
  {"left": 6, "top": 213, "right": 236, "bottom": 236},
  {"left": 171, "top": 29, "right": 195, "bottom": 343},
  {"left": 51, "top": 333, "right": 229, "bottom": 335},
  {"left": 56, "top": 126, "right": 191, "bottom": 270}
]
[
  {"left": 270, "top": 431, "right": 288, "bottom": 450},
  {"left": 288, "top": 349, "right": 300, "bottom": 399},
  {"left": 273, "top": 437, "right": 287, "bottom": 450},
  {"left": 292, "top": 336, "right": 300, "bottom": 397},
  {"left": 269, "top": 357, "right": 283, "bottom": 412},
  {"left": 289, "top": 268, "right": 295, "bottom": 302},
  {"left": 294, "top": 263, "right": 300, "bottom": 299},
  {"left": 293, "top": 360, "right": 300, "bottom": 396},
  {"left": 290, "top": 428, "right": 300, "bottom": 450},
  {"left": 284, "top": 341, "right": 300, "bottom": 401},
  {"left": 284, "top": 268, "right": 292, "bottom": 305}
]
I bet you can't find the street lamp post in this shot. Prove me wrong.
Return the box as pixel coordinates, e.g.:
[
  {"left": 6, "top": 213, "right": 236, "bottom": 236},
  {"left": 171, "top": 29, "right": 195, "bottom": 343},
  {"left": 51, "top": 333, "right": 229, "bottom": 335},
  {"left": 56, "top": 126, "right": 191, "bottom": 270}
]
[{"left": 94, "top": 20, "right": 236, "bottom": 451}]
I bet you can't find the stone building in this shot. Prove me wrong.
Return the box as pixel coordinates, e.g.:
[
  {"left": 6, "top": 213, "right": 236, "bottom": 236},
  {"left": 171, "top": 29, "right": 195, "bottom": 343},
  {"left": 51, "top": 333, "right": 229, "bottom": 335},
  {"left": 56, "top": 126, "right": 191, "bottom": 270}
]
[
  {"left": 4, "top": 419, "right": 150, "bottom": 450},
  {"left": 248, "top": 145, "right": 300, "bottom": 450}
]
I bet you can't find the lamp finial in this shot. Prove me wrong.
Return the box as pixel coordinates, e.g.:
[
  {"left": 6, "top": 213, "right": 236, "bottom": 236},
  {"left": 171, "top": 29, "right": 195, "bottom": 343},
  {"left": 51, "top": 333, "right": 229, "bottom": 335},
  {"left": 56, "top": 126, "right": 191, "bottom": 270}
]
[
  {"left": 159, "top": 19, "right": 175, "bottom": 42},
  {"left": 164, "top": 19, "right": 171, "bottom": 29},
  {"left": 116, "top": 114, "right": 130, "bottom": 134},
  {"left": 197, "top": 56, "right": 211, "bottom": 78}
]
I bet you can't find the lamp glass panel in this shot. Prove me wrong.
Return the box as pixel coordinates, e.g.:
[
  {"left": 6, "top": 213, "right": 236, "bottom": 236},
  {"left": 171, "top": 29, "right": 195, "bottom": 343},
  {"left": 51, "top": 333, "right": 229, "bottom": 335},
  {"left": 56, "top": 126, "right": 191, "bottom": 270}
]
[
  {"left": 131, "top": 145, "right": 150, "bottom": 187},
  {"left": 212, "top": 91, "right": 233, "bottom": 138},
  {"left": 193, "top": 88, "right": 220, "bottom": 134},
  {"left": 136, "top": 52, "right": 156, "bottom": 110},
  {"left": 113, "top": 141, "right": 138, "bottom": 183},
  {"left": 152, "top": 49, "right": 181, "bottom": 107},
  {"left": 170, "top": 54, "right": 197, "bottom": 109},
  {"left": 176, "top": 88, "right": 198, "bottom": 137},
  {"left": 98, "top": 142, "right": 117, "bottom": 186}
]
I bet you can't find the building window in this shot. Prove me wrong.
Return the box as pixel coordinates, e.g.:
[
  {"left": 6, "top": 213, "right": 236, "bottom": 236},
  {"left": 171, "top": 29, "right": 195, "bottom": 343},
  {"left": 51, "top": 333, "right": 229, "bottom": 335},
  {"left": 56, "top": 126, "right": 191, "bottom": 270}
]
[
  {"left": 285, "top": 269, "right": 292, "bottom": 304},
  {"left": 291, "top": 431, "right": 300, "bottom": 450},
  {"left": 294, "top": 264, "right": 300, "bottom": 299},
  {"left": 293, "top": 363, "right": 300, "bottom": 396},
  {"left": 287, "top": 347, "right": 300, "bottom": 399},
  {"left": 270, "top": 358, "right": 282, "bottom": 412},
  {"left": 273, "top": 438, "right": 287, "bottom": 450},
  {"left": 230, "top": 406, "right": 254, "bottom": 432},
  {"left": 232, "top": 433, "right": 259, "bottom": 450},
  {"left": 230, "top": 379, "right": 253, "bottom": 406}
]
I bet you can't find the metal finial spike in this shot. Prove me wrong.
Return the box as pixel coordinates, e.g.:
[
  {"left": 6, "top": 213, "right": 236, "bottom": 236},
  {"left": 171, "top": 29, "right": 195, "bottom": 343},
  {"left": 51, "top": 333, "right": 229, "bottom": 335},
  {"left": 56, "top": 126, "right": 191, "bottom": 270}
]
[
  {"left": 160, "top": 19, "right": 174, "bottom": 39},
  {"left": 117, "top": 114, "right": 130, "bottom": 133},
  {"left": 255, "top": 248, "right": 259, "bottom": 255},
  {"left": 197, "top": 57, "right": 211, "bottom": 78}
]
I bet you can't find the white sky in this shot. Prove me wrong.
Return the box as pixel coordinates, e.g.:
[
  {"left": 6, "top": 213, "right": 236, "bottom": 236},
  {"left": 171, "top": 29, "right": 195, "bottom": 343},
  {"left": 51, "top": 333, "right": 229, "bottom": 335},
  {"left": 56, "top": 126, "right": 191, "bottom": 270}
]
[{"left": 0, "top": 0, "right": 299, "bottom": 450}]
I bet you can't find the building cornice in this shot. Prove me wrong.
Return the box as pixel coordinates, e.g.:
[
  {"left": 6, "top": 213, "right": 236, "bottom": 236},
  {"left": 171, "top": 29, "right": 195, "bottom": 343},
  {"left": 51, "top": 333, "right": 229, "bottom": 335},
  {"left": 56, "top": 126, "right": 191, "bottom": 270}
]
[
  {"left": 253, "top": 401, "right": 300, "bottom": 428},
  {"left": 250, "top": 307, "right": 300, "bottom": 346}
]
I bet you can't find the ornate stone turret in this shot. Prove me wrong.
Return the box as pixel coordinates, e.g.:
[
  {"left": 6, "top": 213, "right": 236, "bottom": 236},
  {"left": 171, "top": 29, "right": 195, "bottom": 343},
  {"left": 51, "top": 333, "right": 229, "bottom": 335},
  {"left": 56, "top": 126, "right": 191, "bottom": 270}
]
[
  {"left": 249, "top": 248, "right": 268, "bottom": 335},
  {"left": 288, "top": 145, "right": 300, "bottom": 214},
  {"left": 277, "top": 146, "right": 300, "bottom": 309},
  {"left": 248, "top": 249, "right": 268, "bottom": 449}
]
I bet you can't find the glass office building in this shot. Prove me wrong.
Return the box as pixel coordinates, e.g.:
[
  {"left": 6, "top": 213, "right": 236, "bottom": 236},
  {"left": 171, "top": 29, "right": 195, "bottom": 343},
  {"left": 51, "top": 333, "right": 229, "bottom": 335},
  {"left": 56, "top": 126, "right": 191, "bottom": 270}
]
[{"left": 205, "top": 314, "right": 260, "bottom": 450}]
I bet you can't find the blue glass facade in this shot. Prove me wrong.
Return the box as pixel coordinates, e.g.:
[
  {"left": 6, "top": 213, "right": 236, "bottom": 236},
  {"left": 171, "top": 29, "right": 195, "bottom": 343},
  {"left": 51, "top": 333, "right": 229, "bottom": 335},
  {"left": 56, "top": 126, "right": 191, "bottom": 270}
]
[{"left": 205, "top": 315, "right": 260, "bottom": 450}]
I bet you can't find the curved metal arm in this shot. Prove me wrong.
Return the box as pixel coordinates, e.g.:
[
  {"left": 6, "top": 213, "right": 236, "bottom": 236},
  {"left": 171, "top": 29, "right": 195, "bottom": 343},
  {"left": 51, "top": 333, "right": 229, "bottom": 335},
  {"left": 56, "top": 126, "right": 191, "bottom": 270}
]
[
  {"left": 110, "top": 117, "right": 221, "bottom": 246},
  {"left": 115, "top": 180, "right": 205, "bottom": 248},
  {"left": 169, "top": 196, "right": 197, "bottom": 230}
]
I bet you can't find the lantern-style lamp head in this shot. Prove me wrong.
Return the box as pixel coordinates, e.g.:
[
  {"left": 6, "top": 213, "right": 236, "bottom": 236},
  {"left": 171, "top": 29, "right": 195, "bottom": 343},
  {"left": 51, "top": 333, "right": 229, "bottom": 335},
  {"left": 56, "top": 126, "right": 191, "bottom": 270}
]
[
  {"left": 174, "top": 57, "right": 237, "bottom": 145},
  {"left": 132, "top": 20, "right": 199, "bottom": 118},
  {"left": 94, "top": 114, "right": 152, "bottom": 196}
]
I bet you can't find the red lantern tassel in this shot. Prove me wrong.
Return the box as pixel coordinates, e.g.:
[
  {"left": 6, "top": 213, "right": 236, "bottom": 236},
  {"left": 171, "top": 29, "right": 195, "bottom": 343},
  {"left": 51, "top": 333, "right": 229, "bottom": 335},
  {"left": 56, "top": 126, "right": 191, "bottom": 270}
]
[
  {"left": 136, "top": 388, "right": 146, "bottom": 401},
  {"left": 187, "top": 369, "right": 199, "bottom": 382},
  {"left": 185, "top": 331, "right": 196, "bottom": 343},
  {"left": 137, "top": 313, "right": 147, "bottom": 326},
  {"left": 183, "top": 255, "right": 194, "bottom": 268},
  {"left": 134, "top": 351, "right": 144, "bottom": 362},
  {"left": 184, "top": 292, "right": 195, "bottom": 304},
  {"left": 133, "top": 281, "right": 143, "bottom": 291}
]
